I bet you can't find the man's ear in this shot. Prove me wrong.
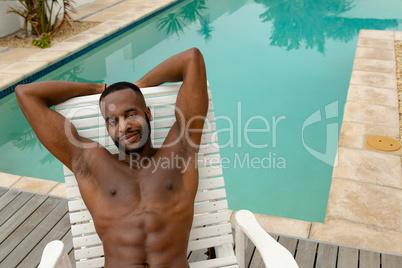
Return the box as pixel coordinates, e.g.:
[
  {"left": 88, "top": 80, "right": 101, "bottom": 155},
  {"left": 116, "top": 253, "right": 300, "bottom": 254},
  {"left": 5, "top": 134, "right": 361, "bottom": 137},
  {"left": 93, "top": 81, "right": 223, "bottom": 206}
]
[{"left": 146, "top": 107, "right": 153, "bottom": 121}]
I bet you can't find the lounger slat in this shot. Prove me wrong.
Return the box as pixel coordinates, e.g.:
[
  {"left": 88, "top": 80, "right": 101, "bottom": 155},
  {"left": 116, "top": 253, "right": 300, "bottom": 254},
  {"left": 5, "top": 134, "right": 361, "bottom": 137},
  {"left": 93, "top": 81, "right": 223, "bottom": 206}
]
[
  {"left": 145, "top": 90, "right": 212, "bottom": 107},
  {"left": 194, "top": 200, "right": 229, "bottom": 215},
  {"left": 65, "top": 176, "right": 77, "bottom": 187},
  {"left": 67, "top": 186, "right": 81, "bottom": 199},
  {"left": 55, "top": 83, "right": 208, "bottom": 109},
  {"left": 151, "top": 122, "right": 216, "bottom": 140},
  {"left": 198, "top": 144, "right": 220, "bottom": 155},
  {"left": 198, "top": 154, "right": 221, "bottom": 168},
  {"left": 192, "top": 211, "right": 231, "bottom": 228},
  {"left": 55, "top": 94, "right": 100, "bottom": 110},
  {"left": 189, "top": 256, "right": 238, "bottom": 268},
  {"left": 195, "top": 189, "right": 226, "bottom": 203},
  {"left": 150, "top": 99, "right": 213, "bottom": 117},
  {"left": 69, "top": 211, "right": 92, "bottom": 224},
  {"left": 74, "top": 245, "right": 104, "bottom": 260},
  {"left": 71, "top": 222, "right": 96, "bottom": 236},
  {"left": 68, "top": 199, "right": 85, "bottom": 212},
  {"left": 70, "top": 116, "right": 105, "bottom": 129},
  {"left": 58, "top": 105, "right": 100, "bottom": 118},
  {"left": 77, "top": 127, "right": 108, "bottom": 139},
  {"left": 55, "top": 84, "right": 181, "bottom": 110},
  {"left": 152, "top": 103, "right": 213, "bottom": 119},
  {"left": 198, "top": 177, "right": 225, "bottom": 191},
  {"left": 73, "top": 234, "right": 102, "bottom": 248},
  {"left": 63, "top": 166, "right": 73, "bottom": 175},
  {"left": 188, "top": 235, "right": 233, "bottom": 252},
  {"left": 75, "top": 257, "right": 105, "bottom": 268},
  {"left": 198, "top": 165, "right": 223, "bottom": 178},
  {"left": 189, "top": 223, "right": 232, "bottom": 240}
]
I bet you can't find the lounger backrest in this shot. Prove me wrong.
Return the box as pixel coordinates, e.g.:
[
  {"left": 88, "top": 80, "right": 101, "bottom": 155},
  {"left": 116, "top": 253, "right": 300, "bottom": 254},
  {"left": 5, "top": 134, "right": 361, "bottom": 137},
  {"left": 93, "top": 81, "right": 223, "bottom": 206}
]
[{"left": 55, "top": 83, "right": 237, "bottom": 268}]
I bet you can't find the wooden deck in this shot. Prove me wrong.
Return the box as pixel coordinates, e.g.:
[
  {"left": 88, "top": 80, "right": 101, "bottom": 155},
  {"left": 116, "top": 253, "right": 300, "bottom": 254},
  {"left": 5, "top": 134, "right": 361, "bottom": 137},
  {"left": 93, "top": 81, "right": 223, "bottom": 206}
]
[
  {"left": 0, "top": 187, "right": 74, "bottom": 267},
  {"left": 1, "top": 186, "right": 401, "bottom": 268}
]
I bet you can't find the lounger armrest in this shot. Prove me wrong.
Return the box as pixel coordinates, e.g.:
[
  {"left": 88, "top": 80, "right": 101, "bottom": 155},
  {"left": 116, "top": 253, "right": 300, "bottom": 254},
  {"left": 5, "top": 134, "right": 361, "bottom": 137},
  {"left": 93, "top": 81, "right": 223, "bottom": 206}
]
[
  {"left": 235, "top": 210, "right": 299, "bottom": 268},
  {"left": 38, "top": 240, "right": 72, "bottom": 268}
]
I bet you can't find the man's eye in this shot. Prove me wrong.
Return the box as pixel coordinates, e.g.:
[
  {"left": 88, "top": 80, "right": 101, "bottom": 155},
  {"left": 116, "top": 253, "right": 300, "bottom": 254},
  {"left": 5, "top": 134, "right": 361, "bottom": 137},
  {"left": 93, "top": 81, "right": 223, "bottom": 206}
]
[
  {"left": 108, "top": 120, "right": 116, "bottom": 126},
  {"left": 127, "top": 114, "right": 137, "bottom": 119}
]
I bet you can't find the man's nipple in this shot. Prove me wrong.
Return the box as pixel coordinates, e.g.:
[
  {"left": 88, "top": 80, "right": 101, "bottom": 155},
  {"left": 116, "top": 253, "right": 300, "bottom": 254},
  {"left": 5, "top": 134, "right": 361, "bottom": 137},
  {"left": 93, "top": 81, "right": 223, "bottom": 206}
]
[{"left": 110, "top": 189, "right": 117, "bottom": 195}]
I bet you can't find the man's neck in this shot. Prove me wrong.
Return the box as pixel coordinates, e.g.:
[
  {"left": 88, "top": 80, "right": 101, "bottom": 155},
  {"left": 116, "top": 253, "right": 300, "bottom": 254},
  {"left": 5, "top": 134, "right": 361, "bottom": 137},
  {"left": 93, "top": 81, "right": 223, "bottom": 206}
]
[{"left": 119, "top": 142, "right": 158, "bottom": 169}]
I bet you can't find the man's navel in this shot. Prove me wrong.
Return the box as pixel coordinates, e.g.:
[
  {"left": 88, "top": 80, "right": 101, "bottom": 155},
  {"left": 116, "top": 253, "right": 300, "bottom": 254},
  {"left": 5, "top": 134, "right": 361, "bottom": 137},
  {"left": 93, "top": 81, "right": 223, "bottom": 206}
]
[{"left": 165, "top": 183, "right": 173, "bottom": 190}]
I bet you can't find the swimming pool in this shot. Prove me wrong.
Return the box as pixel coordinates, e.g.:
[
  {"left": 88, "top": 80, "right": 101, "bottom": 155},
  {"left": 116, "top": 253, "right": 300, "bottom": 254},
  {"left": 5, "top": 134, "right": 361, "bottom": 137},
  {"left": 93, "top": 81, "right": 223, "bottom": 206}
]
[{"left": 2, "top": 0, "right": 402, "bottom": 222}]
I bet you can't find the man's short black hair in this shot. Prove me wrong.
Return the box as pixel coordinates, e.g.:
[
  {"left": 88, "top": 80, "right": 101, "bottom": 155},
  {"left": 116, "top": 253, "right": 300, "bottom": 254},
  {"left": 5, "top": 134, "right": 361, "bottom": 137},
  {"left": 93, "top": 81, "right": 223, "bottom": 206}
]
[{"left": 99, "top": 82, "right": 143, "bottom": 102}]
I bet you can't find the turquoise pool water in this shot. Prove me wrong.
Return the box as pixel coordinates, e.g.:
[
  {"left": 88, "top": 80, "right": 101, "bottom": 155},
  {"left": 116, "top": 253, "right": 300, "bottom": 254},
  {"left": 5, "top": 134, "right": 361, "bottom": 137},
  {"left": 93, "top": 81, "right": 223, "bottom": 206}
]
[{"left": 2, "top": 0, "right": 402, "bottom": 222}]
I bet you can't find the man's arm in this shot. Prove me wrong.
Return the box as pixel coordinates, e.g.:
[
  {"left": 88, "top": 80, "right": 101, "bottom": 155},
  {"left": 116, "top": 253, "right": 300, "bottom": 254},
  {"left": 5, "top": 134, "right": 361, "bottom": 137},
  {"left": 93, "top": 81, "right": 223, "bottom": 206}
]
[
  {"left": 134, "top": 48, "right": 208, "bottom": 149},
  {"left": 16, "top": 81, "right": 105, "bottom": 170}
]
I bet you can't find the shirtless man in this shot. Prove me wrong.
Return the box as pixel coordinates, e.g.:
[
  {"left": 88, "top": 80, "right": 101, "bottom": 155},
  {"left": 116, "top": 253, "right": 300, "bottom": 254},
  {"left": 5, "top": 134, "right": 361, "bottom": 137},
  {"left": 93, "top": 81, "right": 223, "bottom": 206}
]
[{"left": 16, "top": 48, "right": 208, "bottom": 267}]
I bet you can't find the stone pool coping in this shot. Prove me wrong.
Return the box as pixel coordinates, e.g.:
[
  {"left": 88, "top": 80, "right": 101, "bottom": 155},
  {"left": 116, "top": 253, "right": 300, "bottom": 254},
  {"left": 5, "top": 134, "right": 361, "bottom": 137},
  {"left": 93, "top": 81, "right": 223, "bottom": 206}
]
[
  {"left": 310, "top": 29, "right": 402, "bottom": 255},
  {"left": 0, "top": 0, "right": 401, "bottom": 255}
]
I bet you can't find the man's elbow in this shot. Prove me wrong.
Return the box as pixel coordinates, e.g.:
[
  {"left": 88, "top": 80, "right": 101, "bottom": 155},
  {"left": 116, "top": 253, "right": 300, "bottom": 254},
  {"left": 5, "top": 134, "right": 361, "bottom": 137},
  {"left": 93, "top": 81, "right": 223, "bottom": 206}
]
[
  {"left": 187, "top": 47, "right": 203, "bottom": 62},
  {"left": 15, "top": 84, "right": 27, "bottom": 102},
  {"left": 15, "top": 84, "right": 33, "bottom": 109}
]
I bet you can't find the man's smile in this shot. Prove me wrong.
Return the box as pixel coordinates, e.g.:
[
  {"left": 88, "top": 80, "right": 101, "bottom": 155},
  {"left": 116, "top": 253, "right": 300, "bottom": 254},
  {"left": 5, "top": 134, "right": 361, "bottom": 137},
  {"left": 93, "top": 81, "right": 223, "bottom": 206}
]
[{"left": 121, "top": 131, "right": 140, "bottom": 144}]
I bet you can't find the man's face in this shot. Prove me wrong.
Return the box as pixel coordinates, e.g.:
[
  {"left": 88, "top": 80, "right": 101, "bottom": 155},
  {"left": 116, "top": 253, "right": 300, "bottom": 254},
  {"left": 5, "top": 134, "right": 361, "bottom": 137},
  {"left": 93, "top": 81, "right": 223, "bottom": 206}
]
[{"left": 101, "top": 88, "right": 152, "bottom": 154}]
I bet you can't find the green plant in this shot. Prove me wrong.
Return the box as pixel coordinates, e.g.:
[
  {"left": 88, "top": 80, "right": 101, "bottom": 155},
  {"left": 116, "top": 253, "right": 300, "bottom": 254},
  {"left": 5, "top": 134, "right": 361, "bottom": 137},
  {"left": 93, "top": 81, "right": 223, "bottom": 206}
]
[
  {"left": 7, "top": 0, "right": 75, "bottom": 39},
  {"left": 32, "top": 33, "right": 51, "bottom": 48}
]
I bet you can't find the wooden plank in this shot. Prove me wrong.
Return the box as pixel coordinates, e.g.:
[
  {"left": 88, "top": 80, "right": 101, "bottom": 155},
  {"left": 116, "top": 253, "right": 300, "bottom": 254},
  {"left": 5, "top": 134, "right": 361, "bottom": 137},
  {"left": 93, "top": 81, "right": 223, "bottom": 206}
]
[
  {"left": 0, "top": 193, "right": 45, "bottom": 244},
  {"left": 0, "top": 191, "right": 33, "bottom": 226},
  {"left": 248, "top": 247, "right": 264, "bottom": 268},
  {"left": 194, "top": 199, "right": 228, "bottom": 215},
  {"left": 188, "top": 249, "right": 209, "bottom": 263},
  {"left": 294, "top": 239, "right": 318, "bottom": 268},
  {"left": 337, "top": 246, "right": 358, "bottom": 268},
  {"left": 0, "top": 196, "right": 61, "bottom": 266},
  {"left": 278, "top": 236, "right": 298, "bottom": 256},
  {"left": 61, "top": 230, "right": 75, "bottom": 266},
  {"left": 268, "top": 233, "right": 279, "bottom": 240},
  {"left": 74, "top": 245, "right": 104, "bottom": 260},
  {"left": 315, "top": 243, "right": 338, "bottom": 268},
  {"left": 0, "top": 187, "right": 10, "bottom": 198},
  {"left": 17, "top": 207, "right": 70, "bottom": 267},
  {"left": 0, "top": 188, "right": 20, "bottom": 211},
  {"left": 243, "top": 236, "right": 256, "bottom": 268},
  {"left": 381, "top": 253, "right": 402, "bottom": 268},
  {"left": 189, "top": 223, "right": 232, "bottom": 240},
  {"left": 359, "top": 250, "right": 380, "bottom": 268}
]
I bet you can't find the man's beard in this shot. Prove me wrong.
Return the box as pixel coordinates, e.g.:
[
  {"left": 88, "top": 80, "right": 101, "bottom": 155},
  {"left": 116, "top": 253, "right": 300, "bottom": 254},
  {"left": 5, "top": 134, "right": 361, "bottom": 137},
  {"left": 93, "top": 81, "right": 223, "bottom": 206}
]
[{"left": 112, "top": 113, "right": 151, "bottom": 155}]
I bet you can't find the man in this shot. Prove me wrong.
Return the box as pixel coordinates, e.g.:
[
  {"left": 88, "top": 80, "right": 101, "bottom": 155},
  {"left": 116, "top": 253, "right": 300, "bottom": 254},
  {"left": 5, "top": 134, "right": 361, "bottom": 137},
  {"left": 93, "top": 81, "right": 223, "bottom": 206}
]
[{"left": 16, "top": 48, "right": 208, "bottom": 268}]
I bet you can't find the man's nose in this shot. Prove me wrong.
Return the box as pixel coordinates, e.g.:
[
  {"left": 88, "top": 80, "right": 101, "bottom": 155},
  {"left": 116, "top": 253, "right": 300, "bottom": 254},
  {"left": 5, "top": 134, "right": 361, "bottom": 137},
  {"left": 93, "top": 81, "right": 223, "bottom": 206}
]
[{"left": 119, "top": 117, "right": 130, "bottom": 132}]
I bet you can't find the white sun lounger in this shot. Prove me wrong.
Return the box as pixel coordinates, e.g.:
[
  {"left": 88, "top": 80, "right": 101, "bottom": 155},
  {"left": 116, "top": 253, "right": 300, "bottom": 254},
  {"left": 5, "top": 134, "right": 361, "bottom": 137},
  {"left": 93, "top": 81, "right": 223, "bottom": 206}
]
[{"left": 38, "top": 83, "right": 298, "bottom": 268}]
